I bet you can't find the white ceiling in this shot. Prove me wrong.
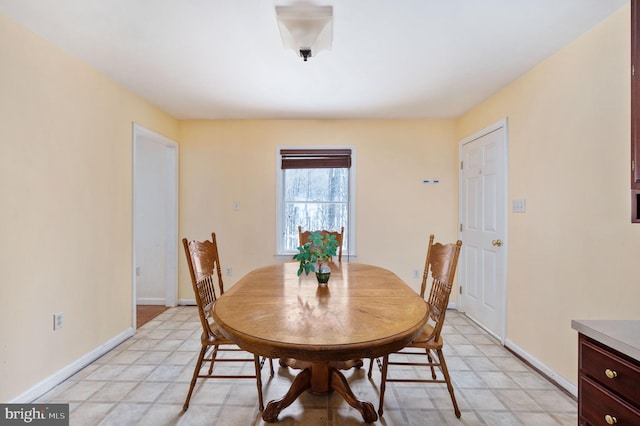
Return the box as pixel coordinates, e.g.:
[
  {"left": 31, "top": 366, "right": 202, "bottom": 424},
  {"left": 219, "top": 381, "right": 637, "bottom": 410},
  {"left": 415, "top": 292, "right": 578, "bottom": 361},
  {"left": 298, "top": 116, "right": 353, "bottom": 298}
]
[{"left": 0, "top": 0, "right": 628, "bottom": 119}]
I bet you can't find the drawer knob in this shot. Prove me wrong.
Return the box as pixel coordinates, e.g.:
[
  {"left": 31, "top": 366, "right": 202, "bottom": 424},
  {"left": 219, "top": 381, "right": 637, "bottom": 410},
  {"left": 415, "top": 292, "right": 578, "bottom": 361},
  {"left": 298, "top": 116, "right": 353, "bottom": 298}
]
[
  {"left": 605, "top": 368, "right": 618, "bottom": 379},
  {"left": 605, "top": 414, "right": 617, "bottom": 425}
]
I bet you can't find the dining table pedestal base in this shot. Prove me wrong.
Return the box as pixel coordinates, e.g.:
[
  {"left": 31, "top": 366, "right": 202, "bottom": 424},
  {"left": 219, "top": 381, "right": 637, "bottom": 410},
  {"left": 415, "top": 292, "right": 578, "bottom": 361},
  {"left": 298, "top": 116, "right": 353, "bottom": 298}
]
[{"left": 262, "top": 360, "right": 377, "bottom": 423}]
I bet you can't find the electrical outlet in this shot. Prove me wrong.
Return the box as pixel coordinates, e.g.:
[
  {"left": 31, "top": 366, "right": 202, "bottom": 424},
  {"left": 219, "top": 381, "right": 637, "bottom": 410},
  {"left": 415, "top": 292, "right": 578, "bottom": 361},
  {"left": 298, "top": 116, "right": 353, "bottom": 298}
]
[
  {"left": 53, "top": 312, "right": 63, "bottom": 330},
  {"left": 413, "top": 269, "right": 420, "bottom": 279},
  {"left": 226, "top": 267, "right": 232, "bottom": 277}
]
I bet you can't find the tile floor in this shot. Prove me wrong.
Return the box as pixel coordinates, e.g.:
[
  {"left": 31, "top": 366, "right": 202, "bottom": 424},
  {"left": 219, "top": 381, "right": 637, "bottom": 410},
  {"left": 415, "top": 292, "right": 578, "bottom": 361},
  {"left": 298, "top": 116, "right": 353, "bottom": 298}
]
[{"left": 36, "top": 307, "right": 577, "bottom": 425}]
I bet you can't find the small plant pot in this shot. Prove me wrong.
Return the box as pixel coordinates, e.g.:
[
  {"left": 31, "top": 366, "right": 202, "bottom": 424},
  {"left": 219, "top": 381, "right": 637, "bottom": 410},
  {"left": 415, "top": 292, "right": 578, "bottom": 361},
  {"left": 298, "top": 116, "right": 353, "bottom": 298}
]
[{"left": 315, "top": 271, "right": 331, "bottom": 284}]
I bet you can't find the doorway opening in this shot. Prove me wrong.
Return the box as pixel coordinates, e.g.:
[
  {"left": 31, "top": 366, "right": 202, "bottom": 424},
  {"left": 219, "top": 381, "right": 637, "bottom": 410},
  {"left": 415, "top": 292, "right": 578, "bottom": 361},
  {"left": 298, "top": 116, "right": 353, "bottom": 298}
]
[{"left": 132, "top": 123, "right": 178, "bottom": 329}]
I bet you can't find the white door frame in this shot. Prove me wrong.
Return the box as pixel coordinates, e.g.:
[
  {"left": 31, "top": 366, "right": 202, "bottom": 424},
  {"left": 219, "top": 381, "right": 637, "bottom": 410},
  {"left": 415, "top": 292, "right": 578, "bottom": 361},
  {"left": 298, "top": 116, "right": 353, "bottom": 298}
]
[
  {"left": 458, "top": 118, "right": 508, "bottom": 343},
  {"left": 132, "top": 123, "right": 178, "bottom": 329}
]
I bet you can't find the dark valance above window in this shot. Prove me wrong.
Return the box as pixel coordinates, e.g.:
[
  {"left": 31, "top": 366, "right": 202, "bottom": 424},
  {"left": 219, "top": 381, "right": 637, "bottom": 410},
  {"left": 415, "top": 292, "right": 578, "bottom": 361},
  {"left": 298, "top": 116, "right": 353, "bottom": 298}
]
[{"left": 280, "top": 148, "right": 352, "bottom": 169}]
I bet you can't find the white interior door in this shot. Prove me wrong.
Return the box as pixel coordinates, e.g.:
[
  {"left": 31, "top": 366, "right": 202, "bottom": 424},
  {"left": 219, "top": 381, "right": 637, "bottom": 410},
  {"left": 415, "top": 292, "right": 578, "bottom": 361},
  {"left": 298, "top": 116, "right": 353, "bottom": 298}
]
[
  {"left": 133, "top": 124, "right": 178, "bottom": 321},
  {"left": 458, "top": 119, "right": 507, "bottom": 342}
]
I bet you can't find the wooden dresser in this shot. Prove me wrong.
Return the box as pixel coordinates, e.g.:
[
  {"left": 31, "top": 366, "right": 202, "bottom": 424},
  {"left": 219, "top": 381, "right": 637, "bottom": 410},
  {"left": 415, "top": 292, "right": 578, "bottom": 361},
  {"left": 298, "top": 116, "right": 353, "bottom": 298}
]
[{"left": 572, "top": 320, "right": 640, "bottom": 425}]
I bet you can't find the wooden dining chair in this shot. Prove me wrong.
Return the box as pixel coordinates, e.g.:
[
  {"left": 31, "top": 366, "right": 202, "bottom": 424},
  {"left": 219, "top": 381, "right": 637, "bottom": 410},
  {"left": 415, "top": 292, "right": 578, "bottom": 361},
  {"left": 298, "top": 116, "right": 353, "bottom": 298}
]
[
  {"left": 369, "top": 234, "right": 463, "bottom": 418},
  {"left": 182, "top": 232, "right": 273, "bottom": 412},
  {"left": 298, "top": 225, "right": 344, "bottom": 262}
]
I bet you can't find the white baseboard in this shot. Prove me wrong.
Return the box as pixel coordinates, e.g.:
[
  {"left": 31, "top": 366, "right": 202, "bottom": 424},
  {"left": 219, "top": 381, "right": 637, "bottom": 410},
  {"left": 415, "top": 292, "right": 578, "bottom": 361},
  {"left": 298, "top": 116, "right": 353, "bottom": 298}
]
[
  {"left": 136, "top": 298, "right": 166, "bottom": 305},
  {"left": 504, "top": 338, "right": 577, "bottom": 398},
  {"left": 178, "top": 298, "right": 196, "bottom": 306},
  {"left": 10, "top": 327, "right": 135, "bottom": 403}
]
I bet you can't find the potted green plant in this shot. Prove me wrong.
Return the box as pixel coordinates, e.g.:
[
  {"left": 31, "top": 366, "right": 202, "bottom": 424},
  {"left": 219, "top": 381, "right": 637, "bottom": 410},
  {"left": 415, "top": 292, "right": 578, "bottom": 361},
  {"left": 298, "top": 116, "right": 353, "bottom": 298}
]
[{"left": 293, "top": 231, "right": 340, "bottom": 283}]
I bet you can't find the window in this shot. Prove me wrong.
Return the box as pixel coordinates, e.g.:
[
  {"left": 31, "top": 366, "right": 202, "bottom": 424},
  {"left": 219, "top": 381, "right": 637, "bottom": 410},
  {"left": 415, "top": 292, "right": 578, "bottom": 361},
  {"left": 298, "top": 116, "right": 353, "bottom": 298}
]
[{"left": 276, "top": 148, "right": 355, "bottom": 255}]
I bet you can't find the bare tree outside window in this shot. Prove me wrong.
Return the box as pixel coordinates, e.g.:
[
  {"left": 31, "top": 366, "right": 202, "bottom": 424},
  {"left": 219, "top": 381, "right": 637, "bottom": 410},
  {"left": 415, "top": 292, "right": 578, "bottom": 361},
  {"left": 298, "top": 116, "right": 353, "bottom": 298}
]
[{"left": 283, "top": 167, "right": 349, "bottom": 252}]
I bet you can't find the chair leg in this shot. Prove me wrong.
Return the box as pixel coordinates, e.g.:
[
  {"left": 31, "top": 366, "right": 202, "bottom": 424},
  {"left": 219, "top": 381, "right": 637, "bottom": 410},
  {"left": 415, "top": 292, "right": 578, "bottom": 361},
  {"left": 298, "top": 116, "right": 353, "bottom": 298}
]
[
  {"left": 378, "top": 355, "right": 389, "bottom": 417},
  {"left": 426, "top": 349, "right": 437, "bottom": 379},
  {"left": 254, "top": 355, "right": 265, "bottom": 412},
  {"left": 207, "top": 345, "right": 219, "bottom": 375},
  {"left": 268, "top": 357, "right": 274, "bottom": 377},
  {"left": 367, "top": 357, "right": 375, "bottom": 379},
  {"left": 183, "top": 345, "right": 208, "bottom": 411},
  {"left": 437, "top": 348, "right": 461, "bottom": 418}
]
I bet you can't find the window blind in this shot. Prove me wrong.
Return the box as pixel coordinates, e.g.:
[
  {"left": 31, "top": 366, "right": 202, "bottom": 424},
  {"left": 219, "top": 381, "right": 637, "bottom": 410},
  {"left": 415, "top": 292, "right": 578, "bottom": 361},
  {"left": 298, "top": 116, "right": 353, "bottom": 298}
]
[{"left": 280, "top": 148, "right": 352, "bottom": 169}]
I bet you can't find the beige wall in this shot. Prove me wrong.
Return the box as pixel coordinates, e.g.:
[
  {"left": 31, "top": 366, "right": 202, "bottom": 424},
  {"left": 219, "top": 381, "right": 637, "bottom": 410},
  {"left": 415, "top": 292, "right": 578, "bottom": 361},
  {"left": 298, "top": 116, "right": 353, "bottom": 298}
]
[
  {"left": 0, "top": 13, "right": 179, "bottom": 401},
  {"left": 178, "top": 120, "right": 460, "bottom": 299},
  {"left": 457, "top": 4, "right": 639, "bottom": 386}
]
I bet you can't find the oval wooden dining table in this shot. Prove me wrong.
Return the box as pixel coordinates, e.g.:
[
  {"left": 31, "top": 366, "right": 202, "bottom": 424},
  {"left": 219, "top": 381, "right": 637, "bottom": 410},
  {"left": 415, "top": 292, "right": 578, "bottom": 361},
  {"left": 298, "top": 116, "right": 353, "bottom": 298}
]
[{"left": 212, "top": 261, "right": 429, "bottom": 423}]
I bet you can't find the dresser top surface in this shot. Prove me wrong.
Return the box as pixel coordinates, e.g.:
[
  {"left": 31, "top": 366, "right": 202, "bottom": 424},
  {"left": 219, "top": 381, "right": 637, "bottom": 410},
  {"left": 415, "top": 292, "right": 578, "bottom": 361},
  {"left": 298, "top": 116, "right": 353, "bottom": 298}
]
[{"left": 572, "top": 320, "right": 640, "bottom": 362}]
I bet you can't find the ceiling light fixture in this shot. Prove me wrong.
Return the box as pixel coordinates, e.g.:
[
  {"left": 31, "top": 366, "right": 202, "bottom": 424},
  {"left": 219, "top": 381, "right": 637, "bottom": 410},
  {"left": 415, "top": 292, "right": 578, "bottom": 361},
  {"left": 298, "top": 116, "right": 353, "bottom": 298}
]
[{"left": 276, "top": 4, "right": 333, "bottom": 62}]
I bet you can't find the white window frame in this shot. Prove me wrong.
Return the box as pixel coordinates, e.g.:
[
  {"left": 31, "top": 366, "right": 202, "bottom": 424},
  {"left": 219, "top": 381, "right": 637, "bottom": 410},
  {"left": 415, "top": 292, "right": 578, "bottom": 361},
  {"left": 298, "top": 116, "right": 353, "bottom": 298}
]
[{"left": 275, "top": 146, "right": 356, "bottom": 257}]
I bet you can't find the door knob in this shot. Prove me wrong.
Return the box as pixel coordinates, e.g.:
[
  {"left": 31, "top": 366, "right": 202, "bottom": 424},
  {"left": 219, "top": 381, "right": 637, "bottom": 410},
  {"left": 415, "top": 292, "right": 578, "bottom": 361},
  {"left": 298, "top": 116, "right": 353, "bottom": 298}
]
[{"left": 491, "top": 239, "right": 503, "bottom": 247}]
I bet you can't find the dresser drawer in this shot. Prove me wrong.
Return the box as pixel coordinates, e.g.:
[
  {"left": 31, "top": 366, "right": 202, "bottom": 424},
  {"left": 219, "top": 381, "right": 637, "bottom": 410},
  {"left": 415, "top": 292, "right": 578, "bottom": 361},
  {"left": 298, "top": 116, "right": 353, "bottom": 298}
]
[
  {"left": 580, "top": 376, "right": 640, "bottom": 425},
  {"left": 580, "top": 337, "right": 640, "bottom": 402}
]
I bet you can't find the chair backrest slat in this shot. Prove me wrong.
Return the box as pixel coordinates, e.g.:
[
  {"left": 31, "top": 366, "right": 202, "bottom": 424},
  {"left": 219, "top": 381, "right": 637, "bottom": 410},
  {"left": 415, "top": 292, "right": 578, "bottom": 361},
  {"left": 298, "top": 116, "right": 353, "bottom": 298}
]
[{"left": 196, "top": 276, "right": 217, "bottom": 320}]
